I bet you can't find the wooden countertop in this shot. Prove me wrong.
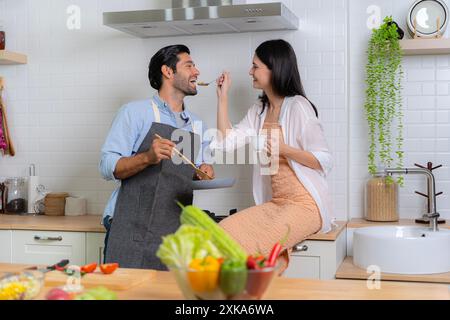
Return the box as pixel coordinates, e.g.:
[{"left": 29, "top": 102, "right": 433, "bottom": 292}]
[
  {"left": 0, "top": 214, "right": 105, "bottom": 233},
  {"left": 1, "top": 263, "right": 448, "bottom": 300},
  {"left": 307, "top": 221, "right": 346, "bottom": 241},
  {"left": 347, "top": 218, "right": 450, "bottom": 229},
  {"left": 336, "top": 257, "right": 450, "bottom": 284},
  {"left": 0, "top": 214, "right": 346, "bottom": 241}
]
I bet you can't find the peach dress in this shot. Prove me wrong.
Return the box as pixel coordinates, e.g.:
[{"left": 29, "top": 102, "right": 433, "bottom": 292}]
[{"left": 219, "top": 122, "right": 322, "bottom": 272}]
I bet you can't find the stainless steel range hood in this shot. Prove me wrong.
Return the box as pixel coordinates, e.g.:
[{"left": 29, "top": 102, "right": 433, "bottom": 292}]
[{"left": 103, "top": 0, "right": 299, "bottom": 38}]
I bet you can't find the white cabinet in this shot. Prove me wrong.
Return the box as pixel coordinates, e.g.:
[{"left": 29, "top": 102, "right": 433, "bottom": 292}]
[
  {"left": 11, "top": 230, "right": 86, "bottom": 266},
  {"left": 86, "top": 233, "right": 105, "bottom": 265},
  {"left": 0, "top": 230, "right": 12, "bottom": 263},
  {"left": 5, "top": 230, "right": 105, "bottom": 266},
  {"left": 283, "top": 229, "right": 347, "bottom": 280}
]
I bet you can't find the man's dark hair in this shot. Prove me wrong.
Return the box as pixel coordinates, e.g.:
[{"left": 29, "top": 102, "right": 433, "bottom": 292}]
[{"left": 148, "top": 44, "right": 190, "bottom": 90}]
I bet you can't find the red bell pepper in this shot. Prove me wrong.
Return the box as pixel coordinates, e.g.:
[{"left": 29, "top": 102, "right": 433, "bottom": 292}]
[
  {"left": 246, "top": 254, "right": 266, "bottom": 270},
  {"left": 100, "top": 263, "right": 119, "bottom": 274},
  {"left": 80, "top": 262, "right": 97, "bottom": 274},
  {"left": 266, "top": 225, "right": 291, "bottom": 267}
]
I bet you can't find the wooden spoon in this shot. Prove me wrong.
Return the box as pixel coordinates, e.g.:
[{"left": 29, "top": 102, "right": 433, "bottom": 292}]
[{"left": 154, "top": 134, "right": 213, "bottom": 180}]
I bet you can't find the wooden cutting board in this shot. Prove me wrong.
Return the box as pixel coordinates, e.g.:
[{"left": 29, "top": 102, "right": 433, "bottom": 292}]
[{"left": 44, "top": 268, "right": 155, "bottom": 291}]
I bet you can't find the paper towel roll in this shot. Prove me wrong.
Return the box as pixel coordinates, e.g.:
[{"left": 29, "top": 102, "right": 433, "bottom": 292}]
[
  {"left": 27, "top": 176, "right": 39, "bottom": 214},
  {"left": 65, "top": 197, "right": 87, "bottom": 216}
]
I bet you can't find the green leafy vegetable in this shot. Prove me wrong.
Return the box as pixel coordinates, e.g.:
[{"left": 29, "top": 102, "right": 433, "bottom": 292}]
[
  {"left": 156, "top": 224, "right": 222, "bottom": 269},
  {"left": 178, "top": 203, "right": 247, "bottom": 263}
]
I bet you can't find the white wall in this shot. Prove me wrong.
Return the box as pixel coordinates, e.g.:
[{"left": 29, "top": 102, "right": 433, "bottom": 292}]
[
  {"left": 0, "top": 0, "right": 348, "bottom": 218},
  {"left": 0, "top": 0, "right": 447, "bottom": 222},
  {"left": 349, "top": 0, "right": 450, "bottom": 220}
]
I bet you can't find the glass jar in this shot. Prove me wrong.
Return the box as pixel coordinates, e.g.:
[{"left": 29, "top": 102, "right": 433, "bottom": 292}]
[
  {"left": 0, "top": 21, "right": 5, "bottom": 50},
  {"left": 365, "top": 173, "right": 399, "bottom": 222},
  {"left": 0, "top": 30, "right": 5, "bottom": 50},
  {"left": 5, "top": 177, "right": 27, "bottom": 214}
]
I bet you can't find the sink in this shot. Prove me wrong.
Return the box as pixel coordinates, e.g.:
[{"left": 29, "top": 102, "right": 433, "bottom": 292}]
[{"left": 353, "top": 226, "right": 450, "bottom": 274}]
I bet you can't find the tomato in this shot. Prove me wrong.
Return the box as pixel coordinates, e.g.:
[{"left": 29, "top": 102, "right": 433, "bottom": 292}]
[
  {"left": 46, "top": 288, "right": 73, "bottom": 300},
  {"left": 80, "top": 262, "right": 97, "bottom": 274},
  {"left": 100, "top": 263, "right": 119, "bottom": 274}
]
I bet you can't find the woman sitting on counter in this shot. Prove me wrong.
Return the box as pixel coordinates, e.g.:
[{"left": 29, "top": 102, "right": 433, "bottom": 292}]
[{"left": 210, "top": 39, "right": 333, "bottom": 271}]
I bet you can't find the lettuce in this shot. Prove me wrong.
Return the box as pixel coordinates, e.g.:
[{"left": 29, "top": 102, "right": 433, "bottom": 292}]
[{"left": 156, "top": 225, "right": 222, "bottom": 268}]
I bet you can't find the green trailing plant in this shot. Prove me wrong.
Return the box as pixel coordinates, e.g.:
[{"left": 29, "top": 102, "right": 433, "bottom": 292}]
[{"left": 364, "top": 16, "right": 404, "bottom": 185}]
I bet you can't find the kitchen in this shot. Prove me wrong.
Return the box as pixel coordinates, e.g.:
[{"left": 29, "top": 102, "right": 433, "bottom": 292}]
[{"left": 0, "top": 0, "right": 449, "bottom": 305}]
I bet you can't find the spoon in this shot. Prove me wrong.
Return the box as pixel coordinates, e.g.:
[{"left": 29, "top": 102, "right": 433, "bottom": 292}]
[{"left": 197, "top": 79, "right": 217, "bottom": 86}]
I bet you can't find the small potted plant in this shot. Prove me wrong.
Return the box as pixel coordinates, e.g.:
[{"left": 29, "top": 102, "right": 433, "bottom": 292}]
[{"left": 364, "top": 16, "right": 404, "bottom": 222}]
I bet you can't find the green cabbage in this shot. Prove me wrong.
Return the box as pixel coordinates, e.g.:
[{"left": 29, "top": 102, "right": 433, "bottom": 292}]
[{"left": 156, "top": 225, "right": 222, "bottom": 268}]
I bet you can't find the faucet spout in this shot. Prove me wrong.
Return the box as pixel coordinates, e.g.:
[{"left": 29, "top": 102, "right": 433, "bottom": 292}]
[{"left": 382, "top": 167, "right": 440, "bottom": 232}]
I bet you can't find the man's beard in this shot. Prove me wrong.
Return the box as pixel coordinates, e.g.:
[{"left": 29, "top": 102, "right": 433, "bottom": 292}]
[{"left": 173, "top": 76, "right": 198, "bottom": 96}]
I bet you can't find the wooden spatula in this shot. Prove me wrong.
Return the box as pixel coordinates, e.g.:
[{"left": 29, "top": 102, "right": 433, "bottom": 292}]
[
  {"left": 154, "top": 134, "right": 213, "bottom": 180},
  {"left": 0, "top": 77, "right": 15, "bottom": 156}
]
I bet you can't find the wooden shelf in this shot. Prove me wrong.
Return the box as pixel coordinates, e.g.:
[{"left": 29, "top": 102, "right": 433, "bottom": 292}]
[
  {"left": 0, "top": 50, "right": 27, "bottom": 65},
  {"left": 400, "top": 38, "right": 450, "bottom": 55}
]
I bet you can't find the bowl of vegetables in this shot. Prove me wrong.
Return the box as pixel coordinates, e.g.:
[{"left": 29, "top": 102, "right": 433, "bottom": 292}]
[
  {"left": 157, "top": 204, "right": 284, "bottom": 300},
  {"left": 167, "top": 257, "right": 281, "bottom": 300},
  {"left": 0, "top": 270, "right": 45, "bottom": 300}
]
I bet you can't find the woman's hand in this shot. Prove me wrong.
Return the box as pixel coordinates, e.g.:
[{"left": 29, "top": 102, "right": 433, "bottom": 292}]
[
  {"left": 216, "top": 72, "right": 231, "bottom": 99},
  {"left": 266, "top": 136, "right": 289, "bottom": 159}
]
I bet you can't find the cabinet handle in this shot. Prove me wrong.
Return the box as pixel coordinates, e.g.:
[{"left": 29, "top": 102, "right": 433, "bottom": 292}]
[
  {"left": 293, "top": 244, "right": 308, "bottom": 252},
  {"left": 34, "top": 235, "right": 63, "bottom": 241}
]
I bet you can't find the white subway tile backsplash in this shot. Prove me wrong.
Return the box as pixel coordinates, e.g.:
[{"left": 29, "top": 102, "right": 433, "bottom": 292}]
[
  {"left": 407, "top": 96, "right": 436, "bottom": 109},
  {"left": 437, "top": 68, "right": 450, "bottom": 81},
  {"left": 437, "top": 96, "right": 450, "bottom": 109},
  {"left": 437, "top": 83, "right": 449, "bottom": 95},
  {"left": 407, "top": 69, "right": 435, "bottom": 81}
]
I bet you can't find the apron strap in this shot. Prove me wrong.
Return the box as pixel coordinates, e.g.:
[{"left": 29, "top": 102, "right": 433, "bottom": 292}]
[{"left": 152, "top": 100, "right": 161, "bottom": 123}]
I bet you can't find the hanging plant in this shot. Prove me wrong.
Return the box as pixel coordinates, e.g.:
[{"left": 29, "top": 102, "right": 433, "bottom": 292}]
[{"left": 364, "top": 16, "right": 404, "bottom": 185}]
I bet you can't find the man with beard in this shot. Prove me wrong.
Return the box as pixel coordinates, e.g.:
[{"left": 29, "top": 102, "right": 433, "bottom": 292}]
[{"left": 99, "top": 45, "right": 214, "bottom": 269}]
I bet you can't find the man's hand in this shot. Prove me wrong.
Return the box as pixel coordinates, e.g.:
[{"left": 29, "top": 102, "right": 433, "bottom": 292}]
[
  {"left": 146, "top": 138, "right": 176, "bottom": 165},
  {"left": 196, "top": 164, "right": 215, "bottom": 180}
]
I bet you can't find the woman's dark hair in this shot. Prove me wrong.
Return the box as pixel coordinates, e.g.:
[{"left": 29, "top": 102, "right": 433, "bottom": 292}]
[
  {"left": 148, "top": 44, "right": 190, "bottom": 90},
  {"left": 255, "top": 39, "right": 318, "bottom": 117}
]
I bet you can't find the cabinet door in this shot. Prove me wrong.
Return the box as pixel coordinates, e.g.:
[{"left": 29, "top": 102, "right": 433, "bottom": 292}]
[
  {"left": 283, "top": 255, "right": 320, "bottom": 279},
  {"left": 86, "top": 233, "right": 105, "bottom": 265},
  {"left": 12, "top": 230, "right": 86, "bottom": 266},
  {"left": 0, "top": 230, "right": 12, "bottom": 263}
]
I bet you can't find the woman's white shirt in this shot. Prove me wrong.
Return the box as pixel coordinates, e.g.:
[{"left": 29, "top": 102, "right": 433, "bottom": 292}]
[{"left": 210, "top": 95, "right": 333, "bottom": 233}]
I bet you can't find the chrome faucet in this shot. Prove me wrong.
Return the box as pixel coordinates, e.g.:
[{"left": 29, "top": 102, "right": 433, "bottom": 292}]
[{"left": 381, "top": 168, "right": 440, "bottom": 232}]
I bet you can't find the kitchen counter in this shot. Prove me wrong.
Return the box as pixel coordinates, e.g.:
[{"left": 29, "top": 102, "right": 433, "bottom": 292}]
[
  {"left": 0, "top": 214, "right": 105, "bottom": 233},
  {"left": 347, "top": 218, "right": 450, "bottom": 229},
  {"left": 0, "top": 214, "right": 346, "bottom": 241},
  {"left": 0, "top": 263, "right": 448, "bottom": 300}
]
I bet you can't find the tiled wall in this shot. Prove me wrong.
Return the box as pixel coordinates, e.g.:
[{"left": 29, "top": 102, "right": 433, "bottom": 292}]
[
  {"left": 349, "top": 0, "right": 450, "bottom": 220},
  {"left": 0, "top": 0, "right": 348, "bottom": 219}
]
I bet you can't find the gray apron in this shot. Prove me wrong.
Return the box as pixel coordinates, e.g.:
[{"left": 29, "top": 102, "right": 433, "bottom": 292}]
[{"left": 105, "top": 103, "right": 200, "bottom": 270}]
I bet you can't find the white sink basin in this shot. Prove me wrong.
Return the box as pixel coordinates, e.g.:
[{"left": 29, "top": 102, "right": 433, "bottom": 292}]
[{"left": 353, "top": 226, "right": 450, "bottom": 274}]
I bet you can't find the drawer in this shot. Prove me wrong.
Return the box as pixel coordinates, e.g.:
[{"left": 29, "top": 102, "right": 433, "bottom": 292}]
[
  {"left": 0, "top": 230, "right": 12, "bottom": 263},
  {"left": 11, "top": 230, "right": 86, "bottom": 266},
  {"left": 290, "top": 239, "right": 325, "bottom": 257},
  {"left": 284, "top": 255, "right": 320, "bottom": 279}
]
